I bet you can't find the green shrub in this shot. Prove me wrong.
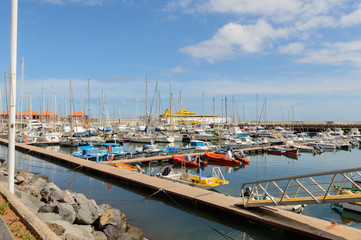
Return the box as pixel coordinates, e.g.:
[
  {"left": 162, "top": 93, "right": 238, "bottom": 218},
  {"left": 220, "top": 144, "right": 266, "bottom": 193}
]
[{"left": 0, "top": 201, "right": 9, "bottom": 215}]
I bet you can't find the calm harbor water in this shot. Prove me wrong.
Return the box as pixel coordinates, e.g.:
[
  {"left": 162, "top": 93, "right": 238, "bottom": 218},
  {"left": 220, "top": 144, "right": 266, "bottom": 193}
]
[{"left": 2, "top": 143, "right": 361, "bottom": 239}]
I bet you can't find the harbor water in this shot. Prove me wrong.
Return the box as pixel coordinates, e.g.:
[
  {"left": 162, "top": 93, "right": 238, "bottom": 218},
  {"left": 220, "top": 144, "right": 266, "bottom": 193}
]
[{"left": 2, "top": 143, "right": 361, "bottom": 239}]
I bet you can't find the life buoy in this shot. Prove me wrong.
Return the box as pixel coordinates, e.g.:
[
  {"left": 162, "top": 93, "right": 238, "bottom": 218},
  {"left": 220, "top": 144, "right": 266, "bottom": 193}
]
[
  {"left": 23, "top": 135, "right": 27, "bottom": 144},
  {"left": 207, "top": 179, "right": 213, "bottom": 185},
  {"left": 107, "top": 153, "right": 114, "bottom": 163}
]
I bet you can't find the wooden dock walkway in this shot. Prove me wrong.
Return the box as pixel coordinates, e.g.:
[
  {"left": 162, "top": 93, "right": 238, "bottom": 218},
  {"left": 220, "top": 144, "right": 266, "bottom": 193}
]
[{"left": 0, "top": 138, "right": 360, "bottom": 239}]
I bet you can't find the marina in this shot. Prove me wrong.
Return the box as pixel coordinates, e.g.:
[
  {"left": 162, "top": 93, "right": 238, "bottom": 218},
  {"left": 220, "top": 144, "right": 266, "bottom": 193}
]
[
  {"left": 2, "top": 133, "right": 361, "bottom": 239},
  {"left": 3, "top": 1, "right": 361, "bottom": 239}
]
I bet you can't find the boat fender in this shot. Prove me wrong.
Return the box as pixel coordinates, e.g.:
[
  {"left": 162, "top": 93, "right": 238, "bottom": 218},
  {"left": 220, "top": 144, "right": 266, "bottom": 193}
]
[
  {"left": 23, "top": 135, "right": 27, "bottom": 144},
  {"left": 162, "top": 167, "right": 171, "bottom": 176},
  {"left": 135, "top": 164, "right": 143, "bottom": 173}
]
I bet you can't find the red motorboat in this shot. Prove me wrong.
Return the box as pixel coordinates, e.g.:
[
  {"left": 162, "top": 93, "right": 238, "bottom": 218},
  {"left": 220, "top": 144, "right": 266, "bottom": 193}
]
[
  {"left": 267, "top": 148, "right": 298, "bottom": 155},
  {"left": 172, "top": 154, "right": 207, "bottom": 167},
  {"left": 205, "top": 152, "right": 246, "bottom": 165}
]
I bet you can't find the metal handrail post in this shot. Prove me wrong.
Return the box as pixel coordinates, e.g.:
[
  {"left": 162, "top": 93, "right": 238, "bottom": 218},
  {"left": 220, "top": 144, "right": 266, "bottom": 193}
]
[
  {"left": 294, "top": 179, "right": 320, "bottom": 203},
  {"left": 279, "top": 179, "right": 292, "bottom": 204},
  {"left": 322, "top": 173, "right": 338, "bottom": 203}
]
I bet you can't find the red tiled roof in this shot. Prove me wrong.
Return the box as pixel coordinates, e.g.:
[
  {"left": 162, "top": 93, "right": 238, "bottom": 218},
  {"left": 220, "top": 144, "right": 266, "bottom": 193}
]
[
  {"left": 68, "top": 111, "right": 88, "bottom": 117},
  {"left": 0, "top": 110, "right": 20, "bottom": 115},
  {"left": 22, "top": 110, "right": 40, "bottom": 115},
  {"left": 40, "top": 110, "right": 58, "bottom": 116}
]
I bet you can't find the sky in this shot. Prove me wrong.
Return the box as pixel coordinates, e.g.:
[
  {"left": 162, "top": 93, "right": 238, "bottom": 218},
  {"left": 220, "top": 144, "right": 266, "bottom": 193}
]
[{"left": 1, "top": 0, "right": 361, "bottom": 121}]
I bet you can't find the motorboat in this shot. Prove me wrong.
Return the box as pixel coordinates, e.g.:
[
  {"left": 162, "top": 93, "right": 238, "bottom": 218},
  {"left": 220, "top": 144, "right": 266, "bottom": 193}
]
[
  {"left": 155, "top": 166, "right": 228, "bottom": 189},
  {"left": 72, "top": 146, "right": 108, "bottom": 162},
  {"left": 172, "top": 154, "right": 207, "bottom": 167},
  {"left": 267, "top": 147, "right": 298, "bottom": 155},
  {"left": 205, "top": 152, "right": 248, "bottom": 165},
  {"left": 59, "top": 137, "right": 80, "bottom": 147}
]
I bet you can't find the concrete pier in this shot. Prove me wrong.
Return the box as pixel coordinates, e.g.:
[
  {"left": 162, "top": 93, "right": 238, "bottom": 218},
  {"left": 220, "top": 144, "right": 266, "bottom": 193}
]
[{"left": 0, "top": 138, "right": 360, "bottom": 239}]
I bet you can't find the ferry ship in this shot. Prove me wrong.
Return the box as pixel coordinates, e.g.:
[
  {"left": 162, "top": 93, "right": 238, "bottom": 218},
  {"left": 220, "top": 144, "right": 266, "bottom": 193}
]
[{"left": 159, "top": 109, "right": 226, "bottom": 124}]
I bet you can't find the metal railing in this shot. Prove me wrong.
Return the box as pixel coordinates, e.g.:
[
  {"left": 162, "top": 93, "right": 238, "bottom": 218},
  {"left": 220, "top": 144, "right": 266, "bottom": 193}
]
[{"left": 238, "top": 167, "right": 361, "bottom": 207}]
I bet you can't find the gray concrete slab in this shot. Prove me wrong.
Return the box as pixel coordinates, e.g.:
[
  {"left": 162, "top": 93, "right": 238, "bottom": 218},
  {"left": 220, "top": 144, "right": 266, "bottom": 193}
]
[{"left": 0, "top": 216, "right": 15, "bottom": 240}]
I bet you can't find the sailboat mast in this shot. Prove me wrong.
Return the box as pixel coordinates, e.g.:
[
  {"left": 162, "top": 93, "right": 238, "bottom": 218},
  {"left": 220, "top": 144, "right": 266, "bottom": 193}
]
[
  {"left": 169, "top": 84, "right": 172, "bottom": 130},
  {"left": 202, "top": 92, "right": 204, "bottom": 124},
  {"left": 0, "top": 88, "right": 2, "bottom": 126},
  {"left": 41, "top": 84, "right": 44, "bottom": 122},
  {"left": 155, "top": 81, "right": 158, "bottom": 118},
  {"left": 88, "top": 78, "right": 90, "bottom": 121},
  {"left": 4, "top": 72, "right": 8, "bottom": 111},
  {"left": 52, "top": 85, "right": 54, "bottom": 123},
  {"left": 81, "top": 93, "right": 84, "bottom": 124},
  {"left": 54, "top": 93, "right": 57, "bottom": 124},
  {"left": 221, "top": 99, "right": 224, "bottom": 120},
  {"left": 213, "top": 97, "right": 215, "bottom": 124},
  {"left": 225, "top": 97, "right": 228, "bottom": 125},
  {"left": 145, "top": 74, "right": 148, "bottom": 129},
  {"left": 69, "top": 81, "right": 73, "bottom": 132},
  {"left": 232, "top": 95, "right": 235, "bottom": 125},
  {"left": 256, "top": 93, "right": 258, "bottom": 123},
  {"left": 20, "top": 56, "right": 24, "bottom": 133},
  {"left": 29, "top": 92, "right": 32, "bottom": 117},
  {"left": 243, "top": 104, "right": 245, "bottom": 125},
  {"left": 180, "top": 91, "right": 182, "bottom": 128}
]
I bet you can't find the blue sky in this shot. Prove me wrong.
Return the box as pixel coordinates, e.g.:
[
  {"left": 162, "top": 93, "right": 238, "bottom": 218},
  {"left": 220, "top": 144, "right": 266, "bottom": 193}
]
[{"left": 1, "top": 0, "right": 361, "bottom": 121}]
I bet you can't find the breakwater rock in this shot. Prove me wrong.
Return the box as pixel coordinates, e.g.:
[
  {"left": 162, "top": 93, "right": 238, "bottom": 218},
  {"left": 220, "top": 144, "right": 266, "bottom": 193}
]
[{"left": 0, "top": 161, "right": 145, "bottom": 240}]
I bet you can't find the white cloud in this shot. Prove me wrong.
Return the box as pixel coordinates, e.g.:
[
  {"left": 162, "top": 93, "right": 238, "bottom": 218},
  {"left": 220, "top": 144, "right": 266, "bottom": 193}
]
[
  {"left": 180, "top": 19, "right": 288, "bottom": 62},
  {"left": 171, "top": 0, "right": 348, "bottom": 24},
  {"left": 298, "top": 40, "right": 361, "bottom": 67},
  {"left": 170, "top": 66, "right": 189, "bottom": 73},
  {"left": 171, "top": 75, "right": 361, "bottom": 97},
  {"left": 341, "top": 4, "right": 361, "bottom": 27},
  {"left": 205, "top": 0, "right": 303, "bottom": 21},
  {"left": 295, "top": 16, "right": 336, "bottom": 31},
  {"left": 165, "top": 0, "right": 194, "bottom": 11},
  {"left": 157, "top": 66, "right": 190, "bottom": 77},
  {"left": 174, "top": 0, "right": 361, "bottom": 63},
  {"left": 278, "top": 42, "right": 305, "bottom": 55}
]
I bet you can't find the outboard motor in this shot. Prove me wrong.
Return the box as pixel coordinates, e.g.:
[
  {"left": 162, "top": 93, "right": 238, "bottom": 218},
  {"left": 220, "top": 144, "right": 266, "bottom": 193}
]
[
  {"left": 135, "top": 164, "right": 144, "bottom": 173},
  {"left": 162, "top": 167, "right": 171, "bottom": 176},
  {"left": 244, "top": 187, "right": 253, "bottom": 197}
]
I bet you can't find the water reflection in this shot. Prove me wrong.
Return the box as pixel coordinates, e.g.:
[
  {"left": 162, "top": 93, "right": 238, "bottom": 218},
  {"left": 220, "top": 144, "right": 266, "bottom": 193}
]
[{"left": 2, "top": 143, "right": 361, "bottom": 239}]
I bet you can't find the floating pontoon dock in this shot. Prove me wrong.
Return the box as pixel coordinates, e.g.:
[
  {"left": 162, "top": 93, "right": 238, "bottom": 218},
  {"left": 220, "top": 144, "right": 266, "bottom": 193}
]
[{"left": 0, "top": 138, "right": 360, "bottom": 239}]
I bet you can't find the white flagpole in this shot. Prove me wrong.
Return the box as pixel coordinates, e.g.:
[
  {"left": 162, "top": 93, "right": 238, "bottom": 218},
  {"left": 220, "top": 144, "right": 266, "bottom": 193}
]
[{"left": 8, "top": 0, "right": 18, "bottom": 193}]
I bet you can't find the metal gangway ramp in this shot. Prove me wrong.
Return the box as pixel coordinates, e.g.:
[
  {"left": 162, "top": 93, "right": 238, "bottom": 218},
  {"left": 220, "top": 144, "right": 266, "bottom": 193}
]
[{"left": 237, "top": 167, "right": 361, "bottom": 208}]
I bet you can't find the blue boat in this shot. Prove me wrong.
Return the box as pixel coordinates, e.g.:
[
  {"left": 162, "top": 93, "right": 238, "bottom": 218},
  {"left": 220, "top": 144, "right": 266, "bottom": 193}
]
[
  {"left": 72, "top": 147, "right": 108, "bottom": 162},
  {"left": 108, "top": 146, "right": 129, "bottom": 160},
  {"left": 163, "top": 147, "right": 195, "bottom": 155}
]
